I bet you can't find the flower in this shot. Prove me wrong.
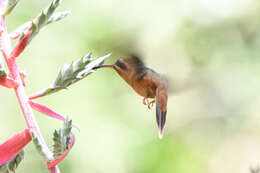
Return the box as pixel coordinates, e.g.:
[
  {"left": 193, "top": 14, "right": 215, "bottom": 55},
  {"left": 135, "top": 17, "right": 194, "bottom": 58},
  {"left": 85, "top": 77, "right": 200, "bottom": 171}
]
[{"left": 0, "top": 128, "right": 31, "bottom": 166}]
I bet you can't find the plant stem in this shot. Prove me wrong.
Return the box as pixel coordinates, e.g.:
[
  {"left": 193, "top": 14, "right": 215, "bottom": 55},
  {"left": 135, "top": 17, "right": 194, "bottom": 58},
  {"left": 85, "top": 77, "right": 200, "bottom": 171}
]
[{"left": 0, "top": 16, "right": 60, "bottom": 173}]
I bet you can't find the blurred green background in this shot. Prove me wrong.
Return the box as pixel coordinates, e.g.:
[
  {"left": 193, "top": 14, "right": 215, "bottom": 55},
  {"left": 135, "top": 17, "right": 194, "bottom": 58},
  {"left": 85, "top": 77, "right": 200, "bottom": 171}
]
[{"left": 1, "top": 0, "right": 260, "bottom": 172}]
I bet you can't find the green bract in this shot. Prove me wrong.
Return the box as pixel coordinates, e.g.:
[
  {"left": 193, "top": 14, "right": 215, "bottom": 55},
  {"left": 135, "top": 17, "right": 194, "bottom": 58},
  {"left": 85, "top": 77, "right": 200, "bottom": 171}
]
[
  {"left": 0, "top": 150, "right": 24, "bottom": 173},
  {"left": 9, "top": 0, "right": 69, "bottom": 44},
  {"left": 31, "top": 53, "right": 110, "bottom": 98},
  {"left": 0, "top": 64, "right": 7, "bottom": 77},
  {"left": 53, "top": 119, "right": 72, "bottom": 158}
]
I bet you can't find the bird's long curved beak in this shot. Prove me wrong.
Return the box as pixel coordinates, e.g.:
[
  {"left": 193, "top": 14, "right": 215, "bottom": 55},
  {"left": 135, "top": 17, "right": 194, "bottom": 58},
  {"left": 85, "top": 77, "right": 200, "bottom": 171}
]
[{"left": 93, "top": 65, "right": 114, "bottom": 69}]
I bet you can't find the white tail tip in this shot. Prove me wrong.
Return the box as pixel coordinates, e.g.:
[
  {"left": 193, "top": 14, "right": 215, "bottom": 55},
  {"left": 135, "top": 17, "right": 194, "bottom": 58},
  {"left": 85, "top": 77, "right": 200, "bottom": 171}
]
[{"left": 158, "top": 131, "right": 163, "bottom": 139}]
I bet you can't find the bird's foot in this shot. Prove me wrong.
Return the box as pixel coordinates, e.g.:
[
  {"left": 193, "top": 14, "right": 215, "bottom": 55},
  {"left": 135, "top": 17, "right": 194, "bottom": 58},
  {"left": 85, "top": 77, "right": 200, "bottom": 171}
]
[
  {"left": 143, "top": 98, "right": 155, "bottom": 109},
  {"left": 143, "top": 97, "right": 149, "bottom": 105},
  {"left": 148, "top": 100, "right": 155, "bottom": 109}
]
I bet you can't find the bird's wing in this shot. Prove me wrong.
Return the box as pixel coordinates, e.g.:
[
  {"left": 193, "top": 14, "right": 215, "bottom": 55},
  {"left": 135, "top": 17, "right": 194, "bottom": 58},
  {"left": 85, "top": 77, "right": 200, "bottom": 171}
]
[{"left": 156, "top": 87, "right": 167, "bottom": 139}]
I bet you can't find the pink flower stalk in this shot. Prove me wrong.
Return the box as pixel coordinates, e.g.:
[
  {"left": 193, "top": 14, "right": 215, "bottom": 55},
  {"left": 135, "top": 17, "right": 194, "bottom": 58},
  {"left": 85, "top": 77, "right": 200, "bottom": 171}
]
[
  {"left": 0, "top": 15, "right": 60, "bottom": 172},
  {"left": 0, "top": 76, "right": 19, "bottom": 88},
  {"left": 0, "top": 128, "right": 31, "bottom": 166},
  {"left": 0, "top": 1, "right": 81, "bottom": 172}
]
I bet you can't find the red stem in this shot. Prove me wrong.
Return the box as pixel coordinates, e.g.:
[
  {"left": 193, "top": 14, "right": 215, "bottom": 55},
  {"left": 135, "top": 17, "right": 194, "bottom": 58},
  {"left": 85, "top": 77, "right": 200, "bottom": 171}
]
[{"left": 0, "top": 16, "right": 60, "bottom": 173}]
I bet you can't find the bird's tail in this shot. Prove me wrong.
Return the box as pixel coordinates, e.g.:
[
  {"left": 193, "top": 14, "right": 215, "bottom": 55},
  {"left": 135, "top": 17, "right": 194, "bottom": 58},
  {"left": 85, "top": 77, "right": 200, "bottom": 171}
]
[{"left": 156, "top": 109, "right": 167, "bottom": 139}]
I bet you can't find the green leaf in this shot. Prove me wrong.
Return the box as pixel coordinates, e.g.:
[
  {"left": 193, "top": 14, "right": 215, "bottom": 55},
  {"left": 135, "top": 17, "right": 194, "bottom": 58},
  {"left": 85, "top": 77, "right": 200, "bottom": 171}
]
[
  {"left": 31, "top": 119, "right": 74, "bottom": 164},
  {"left": 52, "top": 119, "right": 72, "bottom": 158},
  {"left": 9, "top": 0, "right": 68, "bottom": 43},
  {"left": 28, "top": 0, "right": 63, "bottom": 43},
  {"left": 29, "top": 53, "right": 110, "bottom": 99},
  {"left": 0, "top": 61, "right": 7, "bottom": 77},
  {"left": 0, "top": 0, "right": 20, "bottom": 16},
  {"left": 0, "top": 150, "right": 24, "bottom": 173}
]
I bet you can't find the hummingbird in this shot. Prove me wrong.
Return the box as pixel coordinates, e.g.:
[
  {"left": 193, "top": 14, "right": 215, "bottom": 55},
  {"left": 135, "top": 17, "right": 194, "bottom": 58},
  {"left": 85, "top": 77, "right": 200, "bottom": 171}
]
[{"left": 94, "top": 55, "right": 168, "bottom": 139}]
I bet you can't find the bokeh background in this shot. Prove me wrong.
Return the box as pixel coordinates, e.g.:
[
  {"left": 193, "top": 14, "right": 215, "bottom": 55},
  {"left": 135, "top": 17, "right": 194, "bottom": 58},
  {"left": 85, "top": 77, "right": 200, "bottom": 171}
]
[{"left": 1, "top": 0, "right": 260, "bottom": 172}]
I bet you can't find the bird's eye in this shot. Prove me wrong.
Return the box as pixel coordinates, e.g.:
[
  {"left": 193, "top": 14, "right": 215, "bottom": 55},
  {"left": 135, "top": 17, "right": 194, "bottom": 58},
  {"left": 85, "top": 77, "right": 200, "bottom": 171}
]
[{"left": 116, "top": 60, "right": 127, "bottom": 70}]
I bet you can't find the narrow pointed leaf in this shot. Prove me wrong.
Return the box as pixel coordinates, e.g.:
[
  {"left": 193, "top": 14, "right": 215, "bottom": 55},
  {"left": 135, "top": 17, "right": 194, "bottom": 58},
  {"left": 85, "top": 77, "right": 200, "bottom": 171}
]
[
  {"left": 47, "top": 11, "right": 70, "bottom": 25},
  {"left": 9, "top": 31, "right": 31, "bottom": 59},
  {"left": 0, "top": 129, "right": 31, "bottom": 166},
  {"left": 29, "top": 100, "right": 79, "bottom": 131},
  {"left": 0, "top": 76, "right": 18, "bottom": 88},
  {"left": 29, "top": 53, "right": 110, "bottom": 99}
]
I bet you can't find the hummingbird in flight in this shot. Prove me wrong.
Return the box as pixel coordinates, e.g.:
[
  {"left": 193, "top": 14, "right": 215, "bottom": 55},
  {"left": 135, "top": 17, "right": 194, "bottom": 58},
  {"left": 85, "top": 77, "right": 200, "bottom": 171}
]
[{"left": 94, "top": 56, "right": 168, "bottom": 139}]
